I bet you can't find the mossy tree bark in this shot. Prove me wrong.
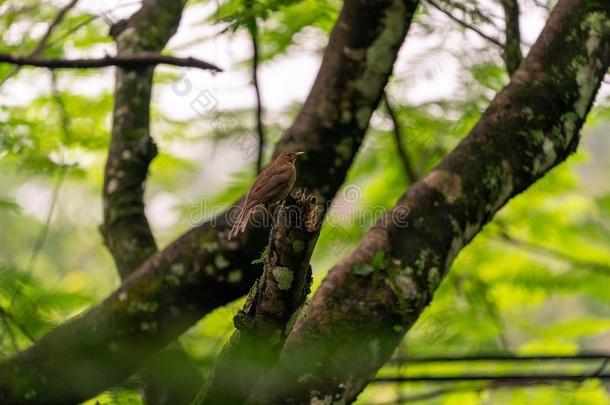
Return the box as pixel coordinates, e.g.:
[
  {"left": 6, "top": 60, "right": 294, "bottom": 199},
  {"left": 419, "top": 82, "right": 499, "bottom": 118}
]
[{"left": 101, "top": 0, "right": 204, "bottom": 404}]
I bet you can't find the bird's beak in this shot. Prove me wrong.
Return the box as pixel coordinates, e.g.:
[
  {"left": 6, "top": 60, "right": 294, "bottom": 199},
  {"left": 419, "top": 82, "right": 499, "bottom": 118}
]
[{"left": 295, "top": 151, "right": 305, "bottom": 156}]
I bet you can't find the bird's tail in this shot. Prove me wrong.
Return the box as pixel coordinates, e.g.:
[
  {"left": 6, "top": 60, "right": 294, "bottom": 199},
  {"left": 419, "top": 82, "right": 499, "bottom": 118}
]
[{"left": 228, "top": 204, "right": 251, "bottom": 240}]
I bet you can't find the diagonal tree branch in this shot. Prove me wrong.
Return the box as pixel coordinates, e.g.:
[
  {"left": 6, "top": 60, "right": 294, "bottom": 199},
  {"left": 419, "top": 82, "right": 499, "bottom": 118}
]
[
  {"left": 0, "top": 0, "right": 420, "bottom": 403},
  {"left": 383, "top": 92, "right": 419, "bottom": 184},
  {"left": 497, "top": 232, "right": 610, "bottom": 276},
  {"left": 426, "top": 0, "right": 504, "bottom": 48},
  {"left": 29, "top": 0, "right": 81, "bottom": 57},
  {"left": 195, "top": 191, "right": 321, "bottom": 404},
  {"left": 251, "top": 0, "right": 610, "bottom": 402}
]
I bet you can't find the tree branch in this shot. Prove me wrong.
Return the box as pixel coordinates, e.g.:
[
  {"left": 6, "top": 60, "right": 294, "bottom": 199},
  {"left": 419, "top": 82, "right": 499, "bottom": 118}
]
[
  {"left": 195, "top": 191, "right": 321, "bottom": 404},
  {"left": 251, "top": 0, "right": 610, "bottom": 402},
  {"left": 0, "top": 0, "right": 420, "bottom": 402},
  {"left": 0, "top": 12, "right": 75, "bottom": 341},
  {"left": 0, "top": 52, "right": 222, "bottom": 72},
  {"left": 372, "top": 372, "right": 610, "bottom": 383},
  {"left": 0, "top": 0, "right": 80, "bottom": 88},
  {"left": 98, "top": 1, "right": 204, "bottom": 404},
  {"left": 497, "top": 232, "right": 610, "bottom": 276},
  {"left": 425, "top": 0, "right": 504, "bottom": 48},
  {"left": 389, "top": 352, "right": 610, "bottom": 363},
  {"left": 500, "top": 0, "right": 524, "bottom": 75},
  {"left": 247, "top": 13, "right": 266, "bottom": 174},
  {"left": 32, "top": 0, "right": 81, "bottom": 57},
  {"left": 368, "top": 378, "right": 603, "bottom": 405},
  {"left": 383, "top": 92, "right": 419, "bottom": 184},
  {"left": 5, "top": 165, "right": 65, "bottom": 320}
]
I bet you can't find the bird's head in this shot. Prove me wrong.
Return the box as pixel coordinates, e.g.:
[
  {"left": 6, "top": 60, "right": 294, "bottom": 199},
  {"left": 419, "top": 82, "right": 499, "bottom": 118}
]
[{"left": 277, "top": 151, "right": 305, "bottom": 163}]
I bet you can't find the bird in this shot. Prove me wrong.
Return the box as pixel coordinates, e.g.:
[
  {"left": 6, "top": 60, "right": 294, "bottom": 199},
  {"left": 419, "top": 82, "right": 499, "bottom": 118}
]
[{"left": 228, "top": 151, "right": 305, "bottom": 239}]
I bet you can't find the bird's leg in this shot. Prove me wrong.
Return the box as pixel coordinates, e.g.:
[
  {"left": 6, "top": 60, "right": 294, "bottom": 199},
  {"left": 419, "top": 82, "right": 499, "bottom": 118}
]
[{"left": 270, "top": 203, "right": 280, "bottom": 229}]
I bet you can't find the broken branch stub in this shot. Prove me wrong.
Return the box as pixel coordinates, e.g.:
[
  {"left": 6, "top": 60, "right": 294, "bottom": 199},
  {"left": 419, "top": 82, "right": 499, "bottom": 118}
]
[{"left": 194, "top": 190, "right": 321, "bottom": 405}]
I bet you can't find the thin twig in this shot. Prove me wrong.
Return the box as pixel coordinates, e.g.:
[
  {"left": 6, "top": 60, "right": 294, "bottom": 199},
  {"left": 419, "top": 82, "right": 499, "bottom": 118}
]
[
  {"left": 5, "top": 72, "right": 71, "bottom": 314},
  {"left": 476, "top": 278, "right": 511, "bottom": 350},
  {"left": 33, "top": 0, "right": 81, "bottom": 57},
  {"left": 45, "top": 1, "right": 144, "bottom": 50},
  {"left": 46, "top": 15, "right": 99, "bottom": 50},
  {"left": 383, "top": 92, "right": 419, "bottom": 184},
  {"left": 373, "top": 372, "right": 610, "bottom": 383},
  {"left": 0, "top": 0, "right": 80, "bottom": 87},
  {"left": 436, "top": 0, "right": 504, "bottom": 26},
  {"left": 497, "top": 232, "right": 610, "bottom": 277},
  {"left": 366, "top": 386, "right": 480, "bottom": 405},
  {"left": 0, "top": 312, "right": 18, "bottom": 352},
  {"left": 0, "top": 53, "right": 222, "bottom": 72},
  {"left": 529, "top": 0, "right": 551, "bottom": 11},
  {"left": 7, "top": 171, "right": 65, "bottom": 313},
  {"left": 389, "top": 352, "right": 610, "bottom": 363},
  {"left": 50, "top": 72, "right": 71, "bottom": 142},
  {"left": 248, "top": 18, "right": 265, "bottom": 174},
  {"left": 590, "top": 358, "right": 610, "bottom": 378},
  {"left": 425, "top": 0, "right": 504, "bottom": 48},
  {"left": 0, "top": 167, "right": 65, "bottom": 345},
  {"left": 366, "top": 379, "right": 589, "bottom": 405}
]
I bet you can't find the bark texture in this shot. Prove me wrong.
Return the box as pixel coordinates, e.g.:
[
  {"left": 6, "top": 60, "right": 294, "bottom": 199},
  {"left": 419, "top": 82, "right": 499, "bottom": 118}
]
[
  {"left": 100, "top": 2, "right": 206, "bottom": 404},
  {"left": 195, "top": 191, "right": 321, "bottom": 404},
  {"left": 251, "top": 0, "right": 610, "bottom": 402},
  {"left": 100, "top": 0, "right": 186, "bottom": 278},
  {"left": 0, "top": 0, "right": 419, "bottom": 402}
]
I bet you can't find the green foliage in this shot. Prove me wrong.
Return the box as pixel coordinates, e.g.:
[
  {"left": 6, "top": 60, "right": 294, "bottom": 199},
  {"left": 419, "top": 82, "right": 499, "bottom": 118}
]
[
  {"left": 210, "top": 0, "right": 339, "bottom": 62},
  {"left": 0, "top": 265, "right": 93, "bottom": 357}
]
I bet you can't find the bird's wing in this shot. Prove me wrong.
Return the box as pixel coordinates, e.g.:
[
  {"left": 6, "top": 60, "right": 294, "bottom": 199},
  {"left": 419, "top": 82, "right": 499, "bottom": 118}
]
[{"left": 246, "top": 163, "right": 293, "bottom": 205}]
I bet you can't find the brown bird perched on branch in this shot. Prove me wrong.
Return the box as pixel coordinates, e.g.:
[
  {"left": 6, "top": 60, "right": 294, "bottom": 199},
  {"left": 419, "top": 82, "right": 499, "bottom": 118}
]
[{"left": 228, "top": 151, "right": 305, "bottom": 239}]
